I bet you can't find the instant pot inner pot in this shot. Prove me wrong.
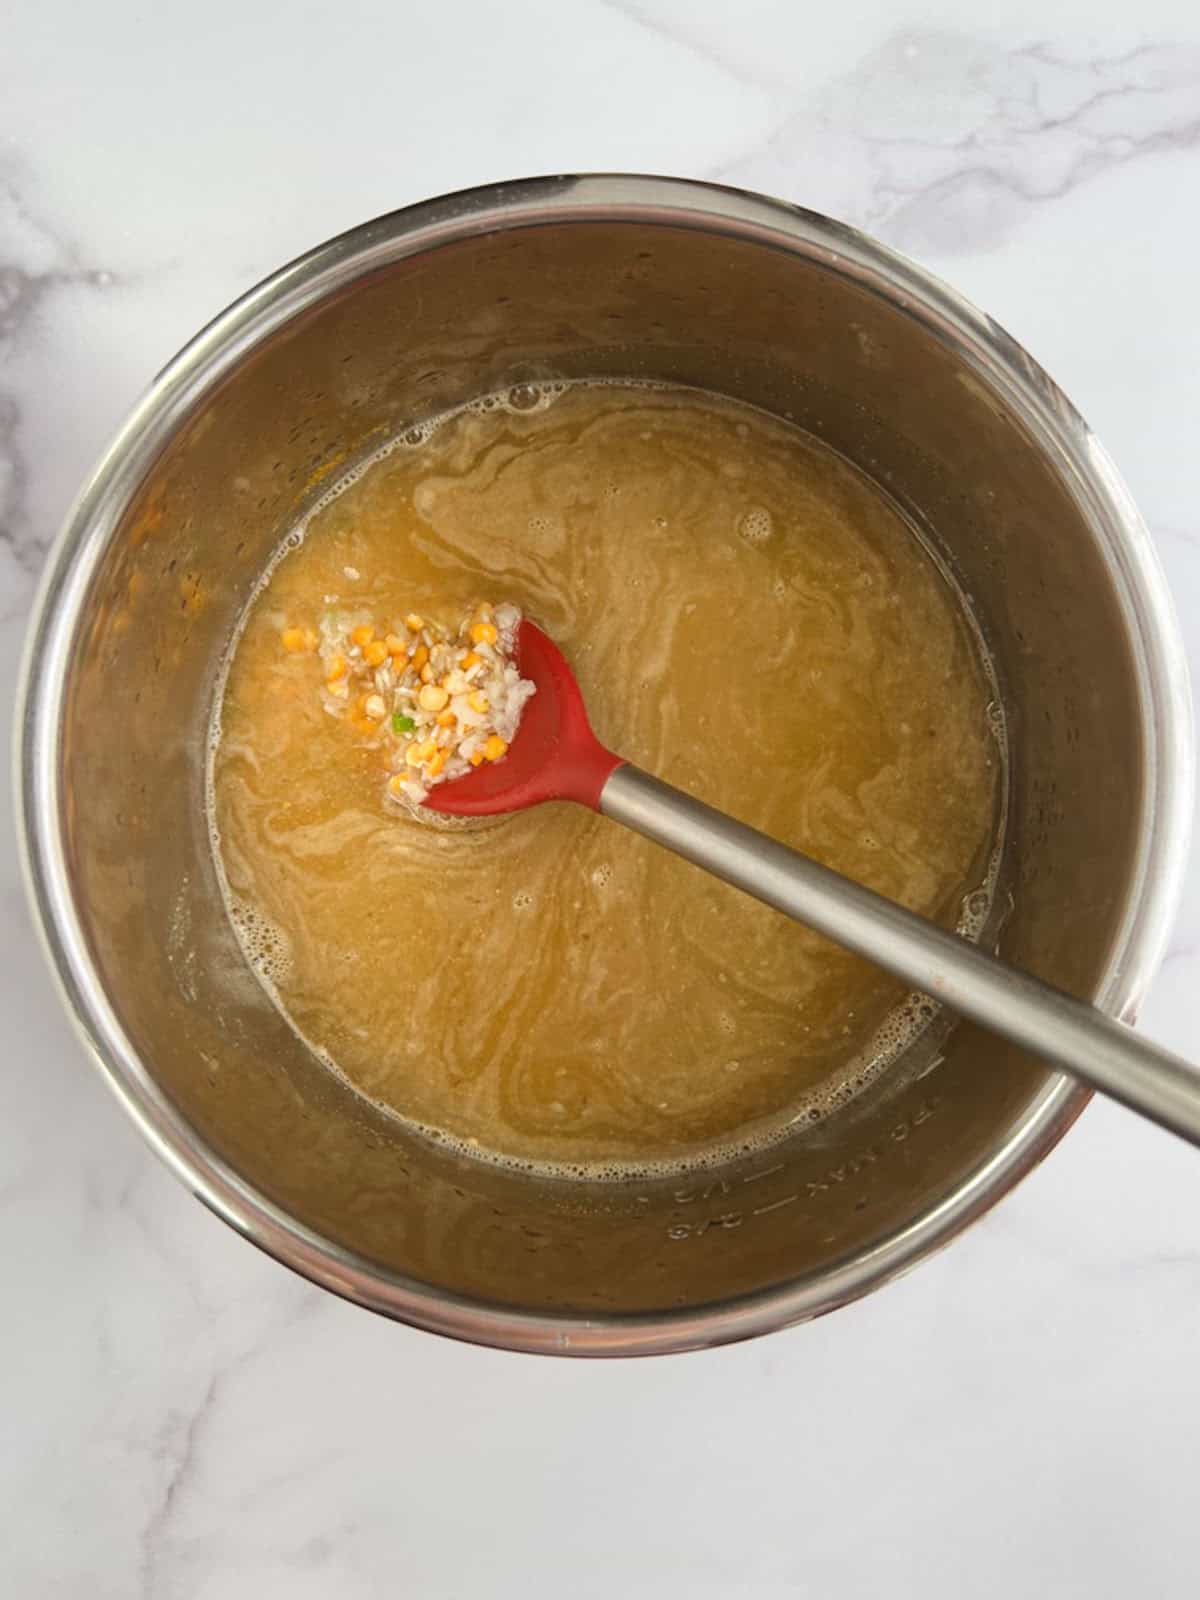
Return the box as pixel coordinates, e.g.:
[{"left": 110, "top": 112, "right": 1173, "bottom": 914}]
[{"left": 61, "top": 220, "right": 1140, "bottom": 1314}]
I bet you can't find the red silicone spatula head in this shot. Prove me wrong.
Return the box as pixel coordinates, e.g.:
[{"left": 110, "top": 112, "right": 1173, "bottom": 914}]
[{"left": 423, "top": 620, "right": 623, "bottom": 817}]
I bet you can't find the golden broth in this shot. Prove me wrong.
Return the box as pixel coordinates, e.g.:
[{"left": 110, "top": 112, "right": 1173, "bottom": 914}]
[{"left": 211, "top": 384, "right": 1003, "bottom": 1173}]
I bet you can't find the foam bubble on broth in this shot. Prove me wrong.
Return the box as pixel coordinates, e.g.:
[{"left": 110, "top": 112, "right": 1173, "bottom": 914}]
[
  {"left": 225, "top": 898, "right": 293, "bottom": 988},
  {"left": 738, "top": 506, "right": 773, "bottom": 545}
]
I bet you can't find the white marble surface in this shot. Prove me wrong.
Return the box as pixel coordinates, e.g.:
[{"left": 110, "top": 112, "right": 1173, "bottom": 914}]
[{"left": 4, "top": 2, "right": 1200, "bottom": 1594}]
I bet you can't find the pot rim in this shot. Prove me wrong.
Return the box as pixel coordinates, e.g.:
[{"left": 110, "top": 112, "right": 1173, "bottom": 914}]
[{"left": 15, "top": 174, "right": 1194, "bottom": 1355}]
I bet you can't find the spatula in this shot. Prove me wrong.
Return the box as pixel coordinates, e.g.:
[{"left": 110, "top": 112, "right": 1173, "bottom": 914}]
[{"left": 428, "top": 620, "right": 1200, "bottom": 1148}]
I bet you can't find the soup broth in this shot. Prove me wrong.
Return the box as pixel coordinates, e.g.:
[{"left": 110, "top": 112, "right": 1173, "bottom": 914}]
[{"left": 211, "top": 384, "right": 1004, "bottom": 1174}]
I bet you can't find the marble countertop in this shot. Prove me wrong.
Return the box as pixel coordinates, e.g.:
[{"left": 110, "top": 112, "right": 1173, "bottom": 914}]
[{"left": 4, "top": 2, "right": 1200, "bottom": 1594}]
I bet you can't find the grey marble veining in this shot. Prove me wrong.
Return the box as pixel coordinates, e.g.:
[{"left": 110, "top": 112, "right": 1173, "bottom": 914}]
[{"left": 726, "top": 36, "right": 1200, "bottom": 255}]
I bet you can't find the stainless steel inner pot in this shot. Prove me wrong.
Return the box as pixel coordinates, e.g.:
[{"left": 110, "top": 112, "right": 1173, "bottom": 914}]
[{"left": 18, "top": 175, "right": 1192, "bottom": 1355}]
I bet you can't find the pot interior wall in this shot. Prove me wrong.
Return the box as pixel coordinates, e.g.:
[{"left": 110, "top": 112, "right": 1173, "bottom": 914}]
[{"left": 58, "top": 218, "right": 1141, "bottom": 1313}]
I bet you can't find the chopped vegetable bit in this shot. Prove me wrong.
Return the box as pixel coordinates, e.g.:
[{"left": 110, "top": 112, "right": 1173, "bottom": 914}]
[{"left": 283, "top": 597, "right": 535, "bottom": 808}]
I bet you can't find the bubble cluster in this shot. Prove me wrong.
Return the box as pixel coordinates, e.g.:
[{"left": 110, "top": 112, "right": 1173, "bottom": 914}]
[
  {"left": 738, "top": 506, "right": 773, "bottom": 545},
  {"left": 527, "top": 513, "right": 562, "bottom": 538},
  {"left": 226, "top": 899, "right": 293, "bottom": 988},
  {"left": 957, "top": 888, "right": 992, "bottom": 939}
]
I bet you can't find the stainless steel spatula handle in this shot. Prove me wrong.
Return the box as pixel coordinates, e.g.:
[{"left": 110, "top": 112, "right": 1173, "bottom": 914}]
[{"left": 601, "top": 765, "right": 1200, "bottom": 1148}]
